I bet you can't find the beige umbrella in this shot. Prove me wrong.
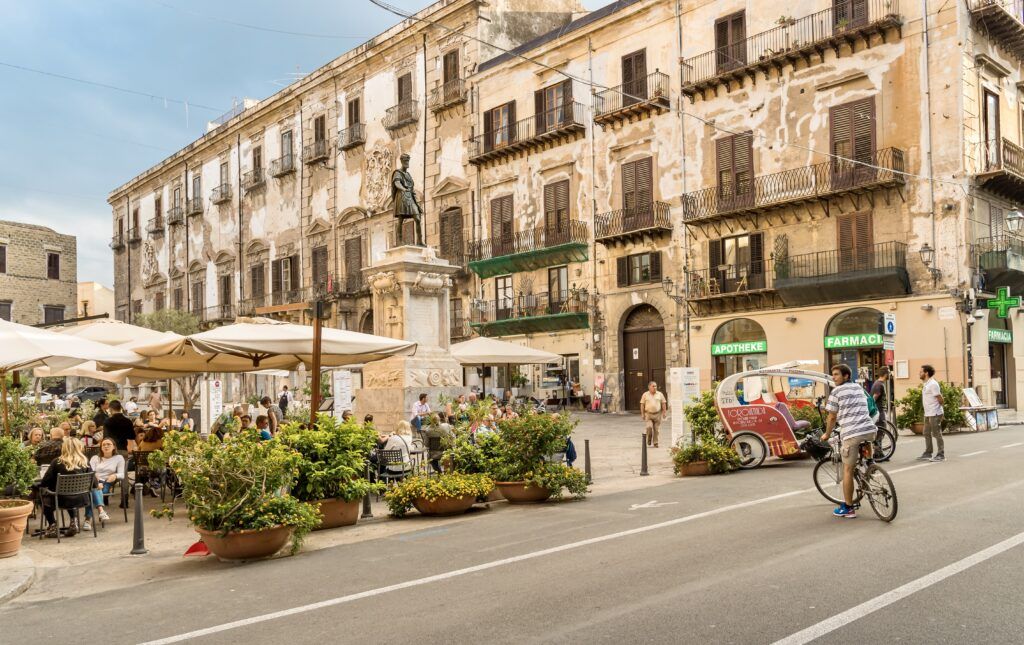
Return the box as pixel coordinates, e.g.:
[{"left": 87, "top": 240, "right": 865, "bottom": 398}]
[
  {"left": 33, "top": 320, "right": 174, "bottom": 384},
  {"left": 449, "top": 337, "right": 561, "bottom": 397}
]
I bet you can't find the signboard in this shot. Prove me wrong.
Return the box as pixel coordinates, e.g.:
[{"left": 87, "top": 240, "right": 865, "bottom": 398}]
[
  {"left": 883, "top": 313, "right": 896, "bottom": 336},
  {"left": 632, "top": 348, "right": 639, "bottom": 360},
  {"left": 883, "top": 338, "right": 895, "bottom": 351},
  {"left": 986, "top": 286, "right": 1021, "bottom": 319},
  {"left": 937, "top": 306, "right": 956, "bottom": 320},
  {"left": 711, "top": 340, "right": 767, "bottom": 356},
  {"left": 669, "top": 367, "right": 701, "bottom": 446},
  {"left": 989, "top": 328, "right": 1013, "bottom": 344},
  {"left": 824, "top": 333, "right": 883, "bottom": 349},
  {"left": 332, "top": 370, "right": 353, "bottom": 416},
  {"left": 209, "top": 379, "right": 223, "bottom": 419},
  {"left": 885, "top": 349, "right": 895, "bottom": 366}
]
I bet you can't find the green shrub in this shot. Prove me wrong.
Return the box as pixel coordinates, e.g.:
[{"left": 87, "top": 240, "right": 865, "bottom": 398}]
[
  {"left": 788, "top": 405, "right": 824, "bottom": 437},
  {"left": 278, "top": 414, "right": 383, "bottom": 503},
  {"left": 896, "top": 382, "right": 966, "bottom": 430},
  {"left": 0, "top": 436, "right": 36, "bottom": 498},
  {"left": 385, "top": 473, "right": 494, "bottom": 517},
  {"left": 684, "top": 391, "right": 723, "bottom": 441},
  {"left": 670, "top": 438, "right": 741, "bottom": 474}
]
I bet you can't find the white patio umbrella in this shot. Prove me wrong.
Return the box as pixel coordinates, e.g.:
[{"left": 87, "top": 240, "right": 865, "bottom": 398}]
[
  {"left": 449, "top": 337, "right": 560, "bottom": 397},
  {"left": 32, "top": 320, "right": 175, "bottom": 384}
]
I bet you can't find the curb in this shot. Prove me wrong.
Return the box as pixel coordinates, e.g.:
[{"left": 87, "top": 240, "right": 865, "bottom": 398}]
[{"left": 0, "top": 553, "right": 36, "bottom": 605}]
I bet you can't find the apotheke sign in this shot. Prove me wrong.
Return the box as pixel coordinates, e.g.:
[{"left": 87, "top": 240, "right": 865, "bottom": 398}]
[
  {"left": 824, "top": 333, "right": 884, "bottom": 349},
  {"left": 711, "top": 340, "right": 767, "bottom": 356}
]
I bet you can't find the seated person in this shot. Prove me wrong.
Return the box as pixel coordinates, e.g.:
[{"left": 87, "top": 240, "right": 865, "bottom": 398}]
[
  {"left": 178, "top": 412, "right": 194, "bottom": 432},
  {"left": 379, "top": 421, "right": 413, "bottom": 475},
  {"left": 34, "top": 427, "right": 65, "bottom": 465},
  {"left": 23, "top": 427, "right": 44, "bottom": 449},
  {"left": 137, "top": 426, "right": 165, "bottom": 452},
  {"left": 254, "top": 415, "right": 273, "bottom": 441},
  {"left": 239, "top": 415, "right": 253, "bottom": 431},
  {"left": 38, "top": 437, "right": 93, "bottom": 538},
  {"left": 85, "top": 438, "right": 124, "bottom": 529}
]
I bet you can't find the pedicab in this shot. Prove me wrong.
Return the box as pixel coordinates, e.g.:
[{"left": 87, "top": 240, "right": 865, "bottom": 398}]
[{"left": 715, "top": 361, "right": 834, "bottom": 469}]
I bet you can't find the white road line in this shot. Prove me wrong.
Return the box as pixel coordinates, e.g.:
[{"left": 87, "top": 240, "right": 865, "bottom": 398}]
[
  {"left": 772, "top": 530, "right": 1024, "bottom": 645},
  {"left": 961, "top": 450, "right": 988, "bottom": 457},
  {"left": 1002, "top": 442, "right": 1024, "bottom": 448}
]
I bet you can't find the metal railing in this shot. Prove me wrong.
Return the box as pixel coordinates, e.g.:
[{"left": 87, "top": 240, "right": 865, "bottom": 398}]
[
  {"left": 237, "top": 295, "right": 267, "bottom": 314},
  {"left": 682, "top": 0, "right": 901, "bottom": 90},
  {"left": 185, "top": 197, "right": 203, "bottom": 216},
  {"left": 775, "top": 241, "right": 907, "bottom": 280},
  {"left": 688, "top": 261, "right": 771, "bottom": 297},
  {"left": 211, "top": 183, "right": 232, "bottom": 204},
  {"left": 200, "top": 304, "right": 235, "bottom": 323},
  {"left": 302, "top": 140, "right": 331, "bottom": 164},
  {"left": 384, "top": 100, "right": 419, "bottom": 130},
  {"left": 970, "top": 0, "right": 1024, "bottom": 22},
  {"left": 595, "top": 202, "right": 672, "bottom": 240},
  {"left": 269, "top": 154, "right": 296, "bottom": 177},
  {"left": 972, "top": 235, "right": 1024, "bottom": 268},
  {"left": 469, "top": 102, "right": 587, "bottom": 160},
  {"left": 594, "top": 72, "right": 670, "bottom": 118},
  {"left": 470, "top": 289, "right": 590, "bottom": 324},
  {"left": 339, "top": 123, "right": 366, "bottom": 151},
  {"left": 470, "top": 220, "right": 589, "bottom": 262},
  {"left": 683, "top": 147, "right": 905, "bottom": 221},
  {"left": 429, "top": 79, "right": 467, "bottom": 111},
  {"left": 146, "top": 218, "right": 164, "bottom": 235},
  {"left": 109, "top": 233, "right": 125, "bottom": 250},
  {"left": 241, "top": 168, "right": 265, "bottom": 192},
  {"left": 167, "top": 206, "right": 184, "bottom": 225},
  {"left": 979, "top": 137, "right": 1024, "bottom": 175},
  {"left": 127, "top": 228, "right": 142, "bottom": 244},
  {"left": 272, "top": 287, "right": 309, "bottom": 307}
]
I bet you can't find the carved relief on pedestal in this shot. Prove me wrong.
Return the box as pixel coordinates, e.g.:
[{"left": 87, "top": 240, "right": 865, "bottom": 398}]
[
  {"left": 364, "top": 369, "right": 403, "bottom": 388},
  {"left": 411, "top": 271, "right": 450, "bottom": 294},
  {"left": 367, "top": 271, "right": 398, "bottom": 295},
  {"left": 365, "top": 144, "right": 395, "bottom": 211},
  {"left": 408, "top": 369, "right": 461, "bottom": 387}
]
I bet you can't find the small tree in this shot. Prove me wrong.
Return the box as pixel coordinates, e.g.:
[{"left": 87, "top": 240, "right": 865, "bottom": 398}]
[{"left": 135, "top": 310, "right": 202, "bottom": 414}]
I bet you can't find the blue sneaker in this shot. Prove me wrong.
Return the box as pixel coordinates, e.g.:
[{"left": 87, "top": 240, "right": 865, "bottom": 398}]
[{"left": 833, "top": 504, "right": 857, "bottom": 518}]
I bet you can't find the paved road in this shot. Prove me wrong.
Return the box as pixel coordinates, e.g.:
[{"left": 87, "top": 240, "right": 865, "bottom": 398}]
[{"left": 5, "top": 427, "right": 1024, "bottom": 644}]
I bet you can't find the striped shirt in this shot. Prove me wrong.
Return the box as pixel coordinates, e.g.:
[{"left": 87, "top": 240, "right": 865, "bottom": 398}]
[{"left": 825, "top": 382, "right": 878, "bottom": 441}]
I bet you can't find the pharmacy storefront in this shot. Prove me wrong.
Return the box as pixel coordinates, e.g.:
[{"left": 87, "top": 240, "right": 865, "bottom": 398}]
[
  {"left": 712, "top": 318, "right": 768, "bottom": 380},
  {"left": 824, "top": 308, "right": 885, "bottom": 383},
  {"left": 988, "top": 316, "right": 1013, "bottom": 407}
]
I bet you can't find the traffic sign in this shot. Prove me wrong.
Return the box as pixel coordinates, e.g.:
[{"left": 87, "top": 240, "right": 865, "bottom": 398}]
[{"left": 883, "top": 313, "right": 896, "bottom": 336}]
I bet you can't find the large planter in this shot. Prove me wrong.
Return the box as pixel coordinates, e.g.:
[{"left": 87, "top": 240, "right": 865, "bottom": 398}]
[
  {"left": 314, "top": 498, "right": 360, "bottom": 530},
  {"left": 678, "top": 461, "right": 712, "bottom": 477},
  {"left": 495, "top": 481, "right": 552, "bottom": 504},
  {"left": 911, "top": 422, "right": 925, "bottom": 435},
  {"left": 412, "top": 494, "right": 476, "bottom": 516},
  {"left": 0, "top": 500, "right": 33, "bottom": 559},
  {"left": 484, "top": 488, "right": 504, "bottom": 502},
  {"left": 195, "top": 525, "right": 293, "bottom": 562}
]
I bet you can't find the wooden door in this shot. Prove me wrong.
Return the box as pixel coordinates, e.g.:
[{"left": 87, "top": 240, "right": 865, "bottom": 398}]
[
  {"left": 716, "top": 134, "right": 754, "bottom": 211},
  {"left": 837, "top": 211, "right": 873, "bottom": 272},
  {"left": 623, "top": 329, "right": 666, "bottom": 412},
  {"left": 830, "top": 98, "right": 876, "bottom": 188},
  {"left": 621, "top": 49, "right": 647, "bottom": 106},
  {"left": 715, "top": 11, "right": 746, "bottom": 73}
]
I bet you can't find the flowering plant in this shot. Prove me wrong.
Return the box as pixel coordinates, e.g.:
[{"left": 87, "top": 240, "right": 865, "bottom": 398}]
[
  {"left": 278, "top": 414, "right": 383, "bottom": 503},
  {"left": 384, "top": 473, "right": 494, "bottom": 517}
]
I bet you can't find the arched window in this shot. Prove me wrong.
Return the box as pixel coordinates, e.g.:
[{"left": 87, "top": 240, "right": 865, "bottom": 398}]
[
  {"left": 824, "top": 307, "right": 883, "bottom": 383},
  {"left": 712, "top": 318, "right": 767, "bottom": 380}
]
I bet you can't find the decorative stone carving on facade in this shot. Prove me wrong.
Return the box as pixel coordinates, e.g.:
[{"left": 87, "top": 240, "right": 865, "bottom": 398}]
[
  {"left": 368, "top": 271, "right": 398, "bottom": 295},
  {"left": 141, "top": 242, "right": 158, "bottom": 284},
  {"left": 365, "top": 144, "right": 395, "bottom": 211},
  {"left": 411, "top": 272, "right": 450, "bottom": 294},
  {"left": 409, "top": 369, "right": 460, "bottom": 387},
  {"left": 365, "top": 369, "right": 403, "bottom": 388}
]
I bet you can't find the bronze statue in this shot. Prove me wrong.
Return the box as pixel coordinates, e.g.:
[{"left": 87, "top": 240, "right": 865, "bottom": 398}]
[{"left": 391, "top": 153, "right": 424, "bottom": 246}]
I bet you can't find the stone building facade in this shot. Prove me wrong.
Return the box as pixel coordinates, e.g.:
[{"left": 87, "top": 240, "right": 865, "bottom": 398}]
[{"left": 0, "top": 220, "right": 77, "bottom": 326}]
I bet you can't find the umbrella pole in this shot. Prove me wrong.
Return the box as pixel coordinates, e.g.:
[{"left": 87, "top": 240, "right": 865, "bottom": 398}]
[
  {"left": 1, "top": 371, "right": 9, "bottom": 435},
  {"left": 309, "top": 303, "right": 324, "bottom": 427}
]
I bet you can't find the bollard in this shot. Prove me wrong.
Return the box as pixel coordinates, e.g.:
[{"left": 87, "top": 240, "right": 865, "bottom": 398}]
[
  {"left": 130, "top": 483, "right": 148, "bottom": 555},
  {"left": 361, "top": 464, "right": 374, "bottom": 519},
  {"left": 584, "top": 439, "right": 592, "bottom": 484},
  {"left": 640, "top": 433, "right": 649, "bottom": 476}
]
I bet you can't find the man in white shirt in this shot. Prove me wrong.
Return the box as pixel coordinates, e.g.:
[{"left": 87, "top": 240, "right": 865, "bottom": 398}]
[
  {"left": 639, "top": 381, "right": 668, "bottom": 448},
  {"left": 918, "top": 364, "right": 945, "bottom": 462},
  {"left": 411, "top": 393, "right": 430, "bottom": 432}
]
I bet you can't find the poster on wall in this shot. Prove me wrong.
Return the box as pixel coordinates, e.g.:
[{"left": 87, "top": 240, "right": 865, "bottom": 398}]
[
  {"left": 670, "top": 367, "right": 701, "bottom": 447},
  {"left": 333, "top": 370, "right": 353, "bottom": 416}
]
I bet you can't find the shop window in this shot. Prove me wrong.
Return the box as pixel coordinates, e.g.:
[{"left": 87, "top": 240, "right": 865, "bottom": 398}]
[
  {"left": 824, "top": 307, "right": 884, "bottom": 384},
  {"left": 711, "top": 318, "right": 767, "bottom": 381}
]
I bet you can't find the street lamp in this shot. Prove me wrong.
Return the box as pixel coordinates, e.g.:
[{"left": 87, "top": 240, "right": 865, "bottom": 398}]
[
  {"left": 662, "top": 275, "right": 684, "bottom": 304},
  {"left": 1006, "top": 208, "right": 1024, "bottom": 234},
  {"left": 919, "top": 243, "right": 940, "bottom": 281}
]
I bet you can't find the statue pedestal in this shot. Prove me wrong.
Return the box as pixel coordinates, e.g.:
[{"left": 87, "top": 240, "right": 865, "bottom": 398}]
[{"left": 354, "top": 245, "right": 464, "bottom": 430}]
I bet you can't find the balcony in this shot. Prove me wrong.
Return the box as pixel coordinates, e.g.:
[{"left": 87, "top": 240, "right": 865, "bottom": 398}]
[
  {"left": 167, "top": 206, "right": 184, "bottom": 226},
  {"left": 469, "top": 289, "right": 590, "bottom": 337},
  {"left": 269, "top": 154, "right": 296, "bottom": 177},
  {"left": 241, "top": 168, "right": 265, "bottom": 193},
  {"left": 438, "top": 246, "right": 469, "bottom": 276},
  {"left": 595, "top": 202, "right": 673, "bottom": 245},
  {"left": 687, "top": 261, "right": 779, "bottom": 316},
  {"left": 682, "top": 147, "right": 906, "bottom": 226},
  {"left": 109, "top": 233, "right": 125, "bottom": 251},
  {"left": 199, "top": 304, "right": 235, "bottom": 326},
  {"left": 974, "top": 138, "right": 1024, "bottom": 201},
  {"left": 146, "top": 218, "right": 165, "bottom": 237},
  {"left": 681, "top": 0, "right": 902, "bottom": 99},
  {"left": 127, "top": 228, "right": 142, "bottom": 246},
  {"left": 185, "top": 197, "right": 203, "bottom": 217},
  {"left": 593, "top": 72, "right": 671, "bottom": 127},
  {"left": 451, "top": 316, "right": 472, "bottom": 342},
  {"left": 384, "top": 100, "right": 419, "bottom": 131},
  {"left": 302, "top": 140, "right": 331, "bottom": 165},
  {"left": 469, "top": 102, "right": 587, "bottom": 165},
  {"left": 973, "top": 235, "right": 1024, "bottom": 293},
  {"left": 970, "top": 1, "right": 1024, "bottom": 61},
  {"left": 211, "top": 183, "right": 232, "bottom": 205},
  {"left": 338, "top": 124, "right": 366, "bottom": 151},
  {"left": 774, "top": 241, "right": 910, "bottom": 307},
  {"left": 238, "top": 288, "right": 309, "bottom": 314},
  {"left": 468, "top": 220, "right": 590, "bottom": 279},
  {"left": 430, "top": 79, "right": 468, "bottom": 112}
]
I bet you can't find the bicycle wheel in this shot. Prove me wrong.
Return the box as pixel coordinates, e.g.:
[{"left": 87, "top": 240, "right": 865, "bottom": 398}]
[
  {"left": 884, "top": 419, "right": 899, "bottom": 442},
  {"left": 812, "top": 457, "right": 844, "bottom": 504},
  {"left": 729, "top": 432, "right": 768, "bottom": 469},
  {"left": 874, "top": 428, "right": 896, "bottom": 462},
  {"left": 862, "top": 464, "right": 898, "bottom": 522}
]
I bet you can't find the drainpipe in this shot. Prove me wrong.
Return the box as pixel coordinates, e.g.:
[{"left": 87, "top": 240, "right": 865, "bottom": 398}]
[
  {"left": 676, "top": 0, "right": 690, "bottom": 368},
  {"left": 126, "top": 196, "right": 132, "bottom": 323},
  {"left": 587, "top": 37, "right": 603, "bottom": 384},
  {"left": 237, "top": 133, "right": 244, "bottom": 307},
  {"left": 332, "top": 71, "right": 340, "bottom": 318},
  {"left": 184, "top": 163, "right": 190, "bottom": 312},
  {"left": 299, "top": 102, "right": 305, "bottom": 302},
  {"left": 422, "top": 33, "right": 429, "bottom": 242}
]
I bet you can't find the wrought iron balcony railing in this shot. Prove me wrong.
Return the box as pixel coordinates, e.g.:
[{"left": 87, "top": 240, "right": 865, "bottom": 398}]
[
  {"left": 185, "top": 197, "right": 203, "bottom": 216},
  {"left": 241, "top": 168, "right": 265, "bottom": 192},
  {"left": 470, "top": 289, "right": 590, "bottom": 324},
  {"left": 594, "top": 72, "right": 671, "bottom": 123},
  {"left": 302, "top": 140, "right": 331, "bottom": 164},
  {"left": 469, "top": 102, "right": 587, "bottom": 164},
  {"left": 269, "top": 154, "right": 296, "bottom": 177},
  {"left": 972, "top": 234, "right": 1024, "bottom": 270},
  {"left": 969, "top": 1, "right": 1024, "bottom": 61},
  {"left": 429, "top": 79, "right": 468, "bottom": 112},
  {"left": 688, "top": 261, "right": 772, "bottom": 299},
  {"left": 773, "top": 241, "right": 910, "bottom": 305},
  {"left": 211, "top": 183, "right": 232, "bottom": 204},
  {"left": 595, "top": 202, "right": 673, "bottom": 243},
  {"left": 775, "top": 241, "right": 907, "bottom": 280},
  {"left": 681, "top": 0, "right": 902, "bottom": 96},
  {"left": 127, "top": 228, "right": 142, "bottom": 245},
  {"left": 146, "top": 218, "right": 164, "bottom": 236},
  {"left": 470, "top": 220, "right": 589, "bottom": 262},
  {"left": 200, "top": 304, "right": 235, "bottom": 324},
  {"left": 109, "top": 233, "right": 125, "bottom": 250},
  {"left": 682, "top": 147, "right": 905, "bottom": 223},
  {"left": 338, "top": 123, "right": 366, "bottom": 151},
  {"left": 384, "top": 100, "right": 419, "bottom": 130},
  {"left": 167, "top": 206, "right": 184, "bottom": 225}
]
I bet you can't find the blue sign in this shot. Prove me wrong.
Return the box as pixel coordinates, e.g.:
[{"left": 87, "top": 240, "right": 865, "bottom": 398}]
[{"left": 788, "top": 378, "right": 814, "bottom": 388}]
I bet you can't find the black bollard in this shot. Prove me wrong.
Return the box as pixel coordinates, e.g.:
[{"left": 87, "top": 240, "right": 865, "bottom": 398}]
[
  {"left": 584, "top": 439, "right": 592, "bottom": 484},
  {"left": 361, "top": 464, "right": 374, "bottom": 519},
  {"left": 640, "top": 433, "right": 649, "bottom": 476},
  {"left": 130, "top": 483, "right": 148, "bottom": 555}
]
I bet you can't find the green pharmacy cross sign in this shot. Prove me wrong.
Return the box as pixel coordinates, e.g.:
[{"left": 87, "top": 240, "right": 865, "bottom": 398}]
[{"left": 987, "top": 287, "right": 1021, "bottom": 319}]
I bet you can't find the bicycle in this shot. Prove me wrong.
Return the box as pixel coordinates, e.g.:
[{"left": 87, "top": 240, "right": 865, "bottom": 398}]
[
  {"left": 811, "top": 396, "right": 896, "bottom": 462},
  {"left": 801, "top": 432, "right": 898, "bottom": 522}
]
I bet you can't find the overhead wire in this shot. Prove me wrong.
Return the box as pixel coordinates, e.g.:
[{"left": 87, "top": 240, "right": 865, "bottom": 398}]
[{"left": 149, "top": 1, "right": 371, "bottom": 40}]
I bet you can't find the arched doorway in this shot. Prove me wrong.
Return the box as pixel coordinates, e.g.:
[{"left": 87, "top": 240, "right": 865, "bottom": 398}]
[
  {"left": 712, "top": 318, "right": 768, "bottom": 381},
  {"left": 988, "top": 315, "right": 1014, "bottom": 407},
  {"left": 824, "top": 307, "right": 884, "bottom": 384},
  {"left": 360, "top": 310, "right": 374, "bottom": 335},
  {"left": 622, "top": 305, "right": 665, "bottom": 411}
]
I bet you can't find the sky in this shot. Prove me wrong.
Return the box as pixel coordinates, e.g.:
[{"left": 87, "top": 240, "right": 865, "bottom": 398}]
[{"left": 0, "top": 0, "right": 604, "bottom": 288}]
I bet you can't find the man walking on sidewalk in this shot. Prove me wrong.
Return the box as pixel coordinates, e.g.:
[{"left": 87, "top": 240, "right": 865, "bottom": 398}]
[
  {"left": 640, "top": 381, "right": 667, "bottom": 448},
  {"left": 918, "top": 364, "right": 945, "bottom": 462}
]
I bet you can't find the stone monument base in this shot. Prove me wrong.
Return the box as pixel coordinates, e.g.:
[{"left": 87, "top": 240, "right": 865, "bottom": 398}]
[{"left": 354, "top": 349, "right": 464, "bottom": 431}]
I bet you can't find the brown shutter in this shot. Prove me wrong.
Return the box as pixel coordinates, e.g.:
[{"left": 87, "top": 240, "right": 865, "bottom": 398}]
[
  {"left": 398, "top": 73, "right": 412, "bottom": 103},
  {"left": 623, "top": 160, "right": 637, "bottom": 210},
  {"left": 348, "top": 98, "right": 360, "bottom": 126},
  {"left": 344, "top": 237, "right": 363, "bottom": 290},
  {"left": 289, "top": 254, "right": 300, "bottom": 291},
  {"left": 560, "top": 79, "right": 573, "bottom": 121},
  {"left": 852, "top": 98, "right": 876, "bottom": 165},
  {"left": 312, "top": 246, "right": 328, "bottom": 285},
  {"left": 749, "top": 233, "right": 764, "bottom": 275},
  {"left": 507, "top": 101, "right": 516, "bottom": 142},
  {"left": 649, "top": 251, "right": 663, "bottom": 282},
  {"left": 314, "top": 116, "right": 325, "bottom": 143},
  {"left": 622, "top": 50, "right": 647, "bottom": 103},
  {"left": 443, "top": 50, "right": 459, "bottom": 83},
  {"left": 708, "top": 239, "right": 723, "bottom": 272},
  {"left": 715, "top": 12, "right": 746, "bottom": 71},
  {"left": 544, "top": 180, "right": 570, "bottom": 240},
  {"left": 837, "top": 213, "right": 873, "bottom": 270},
  {"left": 716, "top": 137, "right": 735, "bottom": 199},
  {"left": 490, "top": 196, "right": 503, "bottom": 240},
  {"left": 483, "top": 106, "right": 495, "bottom": 152},
  {"left": 735, "top": 134, "right": 753, "bottom": 198},
  {"left": 271, "top": 260, "right": 282, "bottom": 293},
  {"left": 535, "top": 89, "right": 546, "bottom": 134},
  {"left": 830, "top": 102, "right": 854, "bottom": 162},
  {"left": 617, "top": 256, "right": 629, "bottom": 288},
  {"left": 636, "top": 157, "right": 653, "bottom": 209}
]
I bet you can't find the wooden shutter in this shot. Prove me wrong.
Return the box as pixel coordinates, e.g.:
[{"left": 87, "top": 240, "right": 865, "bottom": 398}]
[
  {"left": 344, "top": 237, "right": 362, "bottom": 290},
  {"left": 622, "top": 50, "right": 647, "bottom": 103},
  {"left": 716, "top": 135, "right": 753, "bottom": 204},
  {"left": 535, "top": 89, "right": 546, "bottom": 133},
  {"left": 250, "top": 264, "right": 264, "bottom": 297},
  {"left": 314, "top": 116, "right": 326, "bottom": 143},
  {"left": 708, "top": 239, "right": 724, "bottom": 285},
  {"left": 440, "top": 209, "right": 463, "bottom": 261},
  {"left": 443, "top": 50, "right": 459, "bottom": 84},
  {"left": 649, "top": 251, "right": 663, "bottom": 282},
  {"left": 348, "top": 98, "right": 360, "bottom": 126},
  {"left": 837, "top": 212, "right": 873, "bottom": 270},
  {"left": 617, "top": 256, "right": 629, "bottom": 288},
  {"left": 834, "top": 0, "right": 868, "bottom": 31},
  {"left": 715, "top": 12, "right": 746, "bottom": 71},
  {"left": 312, "top": 246, "right": 328, "bottom": 285},
  {"left": 831, "top": 98, "right": 875, "bottom": 184},
  {"left": 749, "top": 233, "right": 764, "bottom": 280},
  {"left": 271, "top": 259, "right": 282, "bottom": 293},
  {"left": 544, "top": 180, "right": 570, "bottom": 241},
  {"left": 991, "top": 204, "right": 1005, "bottom": 238},
  {"left": 623, "top": 158, "right": 654, "bottom": 212},
  {"left": 289, "top": 255, "right": 300, "bottom": 291},
  {"left": 490, "top": 196, "right": 514, "bottom": 254},
  {"left": 398, "top": 73, "right": 412, "bottom": 104}
]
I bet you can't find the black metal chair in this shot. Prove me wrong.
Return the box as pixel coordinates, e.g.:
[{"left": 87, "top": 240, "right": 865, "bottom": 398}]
[
  {"left": 84, "top": 446, "right": 101, "bottom": 461},
  {"left": 38, "top": 472, "right": 97, "bottom": 543},
  {"left": 376, "top": 449, "right": 408, "bottom": 492}
]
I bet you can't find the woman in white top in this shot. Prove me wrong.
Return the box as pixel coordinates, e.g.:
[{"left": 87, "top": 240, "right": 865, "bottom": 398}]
[
  {"left": 381, "top": 421, "right": 413, "bottom": 474},
  {"left": 86, "top": 438, "right": 125, "bottom": 527}
]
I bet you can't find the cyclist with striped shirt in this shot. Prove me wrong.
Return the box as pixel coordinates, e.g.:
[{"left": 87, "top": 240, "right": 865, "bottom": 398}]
[{"left": 820, "top": 363, "right": 880, "bottom": 519}]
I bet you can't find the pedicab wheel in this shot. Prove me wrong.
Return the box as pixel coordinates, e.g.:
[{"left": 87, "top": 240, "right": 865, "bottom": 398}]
[
  {"left": 863, "top": 464, "right": 898, "bottom": 522},
  {"left": 729, "top": 432, "right": 768, "bottom": 469},
  {"left": 812, "top": 458, "right": 845, "bottom": 505},
  {"left": 874, "top": 428, "right": 896, "bottom": 462}
]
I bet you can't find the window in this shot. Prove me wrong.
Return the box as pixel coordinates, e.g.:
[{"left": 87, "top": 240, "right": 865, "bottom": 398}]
[
  {"left": 43, "top": 305, "right": 64, "bottom": 324},
  {"left": 397, "top": 72, "right": 413, "bottom": 105},
  {"left": 484, "top": 102, "right": 515, "bottom": 150},
  {"left": 439, "top": 208, "right": 463, "bottom": 263},
  {"left": 272, "top": 255, "right": 300, "bottom": 298},
  {"left": 834, "top": 0, "right": 869, "bottom": 32},
  {"left": 46, "top": 252, "right": 60, "bottom": 280},
  {"left": 219, "top": 275, "right": 232, "bottom": 307},
  {"left": 0, "top": 302, "right": 10, "bottom": 321},
  {"left": 219, "top": 161, "right": 229, "bottom": 186},
  {"left": 535, "top": 80, "right": 572, "bottom": 133},
  {"left": 314, "top": 115, "right": 326, "bottom": 143},
  {"left": 154, "top": 292, "right": 165, "bottom": 311},
  {"left": 548, "top": 266, "right": 568, "bottom": 307},
  {"left": 252, "top": 145, "right": 262, "bottom": 170},
  {"left": 312, "top": 246, "right": 329, "bottom": 286},
  {"left": 191, "top": 175, "right": 201, "bottom": 201},
  {"left": 714, "top": 11, "right": 746, "bottom": 73},
  {"left": 837, "top": 211, "right": 874, "bottom": 271},
  {"left": 281, "top": 130, "right": 293, "bottom": 159},
  {"left": 715, "top": 133, "right": 753, "bottom": 207},
  {"left": 250, "top": 263, "right": 266, "bottom": 300},
  {"left": 173, "top": 287, "right": 183, "bottom": 311},
  {"left": 190, "top": 281, "right": 204, "bottom": 313},
  {"left": 544, "top": 180, "right": 570, "bottom": 243},
  {"left": 173, "top": 186, "right": 181, "bottom": 208},
  {"left": 443, "top": 50, "right": 460, "bottom": 85},
  {"left": 489, "top": 195, "right": 514, "bottom": 255},
  {"left": 707, "top": 233, "right": 764, "bottom": 291},
  {"left": 132, "top": 300, "right": 142, "bottom": 316},
  {"left": 154, "top": 195, "right": 162, "bottom": 222},
  {"left": 344, "top": 237, "right": 363, "bottom": 291},
  {"left": 830, "top": 97, "right": 876, "bottom": 184},
  {"left": 622, "top": 157, "right": 654, "bottom": 213},
  {"left": 347, "top": 98, "right": 361, "bottom": 126},
  {"left": 450, "top": 297, "right": 463, "bottom": 331},
  {"left": 495, "top": 275, "right": 513, "bottom": 319},
  {"left": 0, "top": 245, "right": 6, "bottom": 274},
  {"left": 132, "top": 208, "right": 140, "bottom": 233},
  {"left": 616, "top": 252, "right": 662, "bottom": 287},
  {"left": 983, "top": 90, "right": 1000, "bottom": 170},
  {"left": 621, "top": 49, "right": 648, "bottom": 104}
]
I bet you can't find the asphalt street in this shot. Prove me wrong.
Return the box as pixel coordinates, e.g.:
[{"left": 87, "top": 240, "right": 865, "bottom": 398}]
[{"left": 4, "top": 426, "right": 1024, "bottom": 645}]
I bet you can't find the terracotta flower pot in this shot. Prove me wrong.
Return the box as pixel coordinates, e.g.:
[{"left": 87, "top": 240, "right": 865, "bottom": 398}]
[
  {"left": 679, "top": 461, "right": 712, "bottom": 476},
  {"left": 911, "top": 422, "right": 925, "bottom": 435},
  {"left": 485, "top": 488, "right": 504, "bottom": 502},
  {"left": 0, "top": 500, "right": 33, "bottom": 559},
  {"left": 495, "top": 481, "right": 553, "bottom": 504},
  {"left": 411, "top": 494, "right": 476, "bottom": 516},
  {"left": 314, "top": 498, "right": 360, "bottom": 530},
  {"left": 195, "top": 525, "right": 293, "bottom": 562}
]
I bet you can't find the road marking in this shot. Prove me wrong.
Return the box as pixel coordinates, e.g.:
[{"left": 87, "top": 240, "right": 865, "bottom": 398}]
[
  {"left": 629, "top": 500, "right": 679, "bottom": 510},
  {"left": 771, "top": 529, "right": 1024, "bottom": 645},
  {"left": 1002, "top": 442, "right": 1024, "bottom": 448},
  {"left": 961, "top": 450, "right": 988, "bottom": 457},
  {"left": 886, "top": 463, "right": 932, "bottom": 475}
]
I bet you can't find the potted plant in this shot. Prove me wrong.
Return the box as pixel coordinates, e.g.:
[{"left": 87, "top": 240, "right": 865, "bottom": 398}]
[
  {"left": 683, "top": 390, "right": 721, "bottom": 441},
  {"left": 150, "top": 431, "right": 318, "bottom": 561},
  {"left": 385, "top": 472, "right": 495, "bottom": 517},
  {"left": 896, "top": 386, "right": 924, "bottom": 434},
  {"left": 278, "top": 414, "right": 383, "bottom": 530},
  {"left": 671, "top": 431, "right": 741, "bottom": 476},
  {"left": 485, "top": 413, "right": 588, "bottom": 503},
  {"left": 0, "top": 437, "right": 36, "bottom": 558}
]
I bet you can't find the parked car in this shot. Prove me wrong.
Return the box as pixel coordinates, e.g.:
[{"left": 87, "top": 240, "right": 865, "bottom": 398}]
[
  {"left": 65, "top": 386, "right": 109, "bottom": 402},
  {"left": 19, "top": 392, "right": 57, "bottom": 405}
]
